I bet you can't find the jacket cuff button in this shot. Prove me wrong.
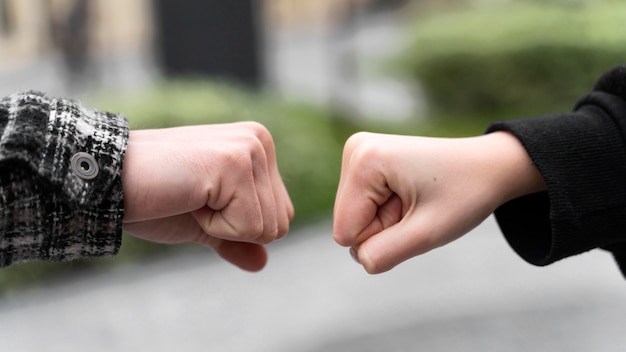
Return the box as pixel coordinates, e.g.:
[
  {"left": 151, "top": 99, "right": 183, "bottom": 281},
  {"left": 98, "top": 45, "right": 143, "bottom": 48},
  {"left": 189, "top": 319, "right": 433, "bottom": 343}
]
[{"left": 70, "top": 152, "right": 99, "bottom": 180}]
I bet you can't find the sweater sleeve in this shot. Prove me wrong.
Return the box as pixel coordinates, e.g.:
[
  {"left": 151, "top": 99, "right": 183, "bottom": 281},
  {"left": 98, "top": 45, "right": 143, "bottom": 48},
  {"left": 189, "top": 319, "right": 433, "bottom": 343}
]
[
  {"left": 486, "top": 65, "right": 626, "bottom": 278},
  {"left": 0, "top": 91, "right": 129, "bottom": 267}
]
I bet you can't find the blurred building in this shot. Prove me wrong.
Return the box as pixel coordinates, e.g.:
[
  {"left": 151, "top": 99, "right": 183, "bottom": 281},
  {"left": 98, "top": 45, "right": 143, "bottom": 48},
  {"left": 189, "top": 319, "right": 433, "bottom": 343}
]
[
  {"left": 152, "top": 0, "right": 261, "bottom": 87},
  {"left": 0, "top": 0, "right": 155, "bottom": 96},
  {"left": 264, "top": 0, "right": 371, "bottom": 29},
  {"left": 264, "top": 0, "right": 420, "bottom": 121},
  {"left": 0, "top": 0, "right": 418, "bottom": 120},
  {"left": 0, "top": 0, "right": 153, "bottom": 64}
]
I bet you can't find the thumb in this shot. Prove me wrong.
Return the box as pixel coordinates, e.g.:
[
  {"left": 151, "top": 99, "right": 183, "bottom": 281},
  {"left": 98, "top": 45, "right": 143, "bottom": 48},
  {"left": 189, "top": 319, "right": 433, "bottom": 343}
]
[
  {"left": 198, "top": 235, "right": 269, "bottom": 272},
  {"left": 352, "top": 211, "right": 436, "bottom": 274},
  {"left": 215, "top": 241, "right": 268, "bottom": 272}
]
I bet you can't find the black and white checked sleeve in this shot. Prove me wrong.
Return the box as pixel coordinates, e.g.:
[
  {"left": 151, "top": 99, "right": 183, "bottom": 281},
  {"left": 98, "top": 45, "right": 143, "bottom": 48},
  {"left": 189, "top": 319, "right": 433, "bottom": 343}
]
[{"left": 0, "top": 91, "right": 129, "bottom": 267}]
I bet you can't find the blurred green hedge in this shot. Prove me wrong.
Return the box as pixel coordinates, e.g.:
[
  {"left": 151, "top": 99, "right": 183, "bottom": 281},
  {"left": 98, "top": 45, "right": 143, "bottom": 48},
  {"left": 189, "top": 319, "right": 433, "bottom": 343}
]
[
  {"left": 397, "top": 1, "right": 626, "bottom": 116},
  {"left": 0, "top": 80, "right": 353, "bottom": 293}
]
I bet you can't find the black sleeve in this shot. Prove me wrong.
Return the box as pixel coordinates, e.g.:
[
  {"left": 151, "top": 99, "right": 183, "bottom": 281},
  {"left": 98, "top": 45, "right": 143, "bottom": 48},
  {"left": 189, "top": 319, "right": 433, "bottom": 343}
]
[{"left": 486, "top": 65, "right": 626, "bottom": 279}]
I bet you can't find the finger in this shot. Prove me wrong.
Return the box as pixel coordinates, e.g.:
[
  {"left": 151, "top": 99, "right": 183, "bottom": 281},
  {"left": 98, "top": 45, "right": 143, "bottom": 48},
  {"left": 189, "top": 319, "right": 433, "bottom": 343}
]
[
  {"left": 276, "top": 180, "right": 294, "bottom": 238},
  {"left": 333, "top": 145, "right": 394, "bottom": 247},
  {"left": 193, "top": 154, "right": 265, "bottom": 242},
  {"left": 124, "top": 215, "right": 268, "bottom": 272},
  {"left": 249, "top": 139, "right": 280, "bottom": 243},
  {"left": 201, "top": 237, "right": 269, "bottom": 272},
  {"left": 258, "top": 129, "right": 293, "bottom": 239},
  {"left": 344, "top": 192, "right": 404, "bottom": 245},
  {"left": 266, "top": 170, "right": 293, "bottom": 240},
  {"left": 124, "top": 213, "right": 205, "bottom": 244},
  {"left": 353, "top": 211, "right": 437, "bottom": 274}
]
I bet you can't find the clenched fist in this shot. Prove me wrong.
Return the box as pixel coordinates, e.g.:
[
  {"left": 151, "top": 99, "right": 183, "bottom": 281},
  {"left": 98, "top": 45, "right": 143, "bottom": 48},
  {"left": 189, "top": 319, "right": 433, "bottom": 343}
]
[
  {"left": 333, "top": 131, "right": 545, "bottom": 274},
  {"left": 122, "top": 122, "right": 294, "bottom": 272}
]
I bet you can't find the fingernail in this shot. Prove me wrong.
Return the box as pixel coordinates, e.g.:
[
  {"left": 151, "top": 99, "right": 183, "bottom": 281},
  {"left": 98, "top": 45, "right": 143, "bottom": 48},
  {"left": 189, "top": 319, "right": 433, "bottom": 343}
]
[{"left": 350, "top": 247, "right": 361, "bottom": 264}]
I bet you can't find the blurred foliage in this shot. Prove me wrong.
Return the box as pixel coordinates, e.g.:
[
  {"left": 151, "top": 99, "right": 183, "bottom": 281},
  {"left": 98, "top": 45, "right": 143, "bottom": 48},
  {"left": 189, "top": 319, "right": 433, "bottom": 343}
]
[
  {"left": 396, "top": 0, "right": 626, "bottom": 117},
  {"left": 90, "top": 80, "right": 349, "bottom": 224},
  {"left": 0, "top": 80, "right": 359, "bottom": 295}
]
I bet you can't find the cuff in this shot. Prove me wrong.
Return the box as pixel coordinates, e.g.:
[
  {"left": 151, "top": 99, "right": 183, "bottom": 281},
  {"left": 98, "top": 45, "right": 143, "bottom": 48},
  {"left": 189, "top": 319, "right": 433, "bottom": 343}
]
[
  {"left": 486, "top": 92, "right": 626, "bottom": 266},
  {"left": 44, "top": 93, "right": 128, "bottom": 206},
  {"left": 0, "top": 91, "right": 128, "bottom": 266}
]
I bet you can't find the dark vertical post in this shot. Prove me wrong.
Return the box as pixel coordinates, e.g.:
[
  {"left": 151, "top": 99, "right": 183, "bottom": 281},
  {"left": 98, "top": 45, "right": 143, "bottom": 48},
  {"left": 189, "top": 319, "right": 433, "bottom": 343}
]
[{"left": 154, "top": 0, "right": 261, "bottom": 87}]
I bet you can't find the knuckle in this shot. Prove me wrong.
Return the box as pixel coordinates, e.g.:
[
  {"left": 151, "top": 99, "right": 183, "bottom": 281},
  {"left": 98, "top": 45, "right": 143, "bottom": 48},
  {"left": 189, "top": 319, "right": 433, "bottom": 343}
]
[
  {"left": 241, "top": 120, "right": 267, "bottom": 133},
  {"left": 344, "top": 133, "right": 383, "bottom": 168},
  {"left": 224, "top": 147, "right": 255, "bottom": 171},
  {"left": 229, "top": 122, "right": 275, "bottom": 162},
  {"left": 242, "top": 121, "right": 272, "bottom": 143},
  {"left": 252, "top": 124, "right": 276, "bottom": 154},
  {"left": 241, "top": 134, "right": 267, "bottom": 160},
  {"left": 344, "top": 132, "right": 373, "bottom": 152}
]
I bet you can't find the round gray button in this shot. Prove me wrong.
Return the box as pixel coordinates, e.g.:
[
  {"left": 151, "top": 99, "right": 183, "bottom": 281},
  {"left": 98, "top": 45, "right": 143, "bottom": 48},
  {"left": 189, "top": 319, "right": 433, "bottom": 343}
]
[{"left": 70, "top": 152, "right": 99, "bottom": 180}]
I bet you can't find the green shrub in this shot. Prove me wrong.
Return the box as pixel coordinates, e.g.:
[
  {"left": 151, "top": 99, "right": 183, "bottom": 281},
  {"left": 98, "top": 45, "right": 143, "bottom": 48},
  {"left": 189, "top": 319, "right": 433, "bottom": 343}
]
[{"left": 398, "top": 1, "right": 626, "bottom": 116}]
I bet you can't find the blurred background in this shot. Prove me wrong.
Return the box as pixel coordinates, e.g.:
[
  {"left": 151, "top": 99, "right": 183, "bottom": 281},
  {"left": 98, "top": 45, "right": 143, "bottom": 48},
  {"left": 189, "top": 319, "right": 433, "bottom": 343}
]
[{"left": 1, "top": 0, "right": 626, "bottom": 351}]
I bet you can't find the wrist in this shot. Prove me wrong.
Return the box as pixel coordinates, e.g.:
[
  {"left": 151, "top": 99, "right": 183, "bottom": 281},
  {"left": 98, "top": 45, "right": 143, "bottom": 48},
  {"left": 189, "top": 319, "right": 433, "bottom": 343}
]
[{"left": 483, "top": 131, "right": 547, "bottom": 206}]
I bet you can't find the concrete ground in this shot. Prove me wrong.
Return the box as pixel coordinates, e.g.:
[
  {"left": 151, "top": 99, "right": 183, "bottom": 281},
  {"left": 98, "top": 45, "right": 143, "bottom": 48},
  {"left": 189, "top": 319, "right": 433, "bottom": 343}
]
[{"left": 1, "top": 217, "right": 625, "bottom": 352}]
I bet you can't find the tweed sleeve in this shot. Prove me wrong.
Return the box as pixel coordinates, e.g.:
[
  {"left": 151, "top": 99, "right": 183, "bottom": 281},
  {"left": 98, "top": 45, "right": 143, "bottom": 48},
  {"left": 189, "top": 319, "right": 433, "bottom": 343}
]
[
  {"left": 0, "top": 91, "right": 129, "bottom": 267},
  {"left": 485, "top": 65, "right": 626, "bottom": 279}
]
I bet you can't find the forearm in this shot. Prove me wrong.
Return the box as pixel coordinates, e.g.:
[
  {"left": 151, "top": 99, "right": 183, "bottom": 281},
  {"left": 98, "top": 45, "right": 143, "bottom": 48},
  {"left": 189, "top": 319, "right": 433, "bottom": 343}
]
[{"left": 0, "top": 92, "right": 128, "bottom": 267}]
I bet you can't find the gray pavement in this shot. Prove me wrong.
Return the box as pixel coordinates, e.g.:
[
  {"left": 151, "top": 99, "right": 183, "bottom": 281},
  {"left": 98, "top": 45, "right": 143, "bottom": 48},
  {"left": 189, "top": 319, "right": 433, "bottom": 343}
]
[{"left": 1, "top": 217, "right": 624, "bottom": 352}]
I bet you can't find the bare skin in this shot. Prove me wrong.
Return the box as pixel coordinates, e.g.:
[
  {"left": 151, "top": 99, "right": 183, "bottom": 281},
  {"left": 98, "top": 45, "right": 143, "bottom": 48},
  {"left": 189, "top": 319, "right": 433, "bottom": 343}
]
[
  {"left": 121, "top": 122, "right": 294, "bottom": 272},
  {"left": 333, "top": 131, "right": 546, "bottom": 274}
]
